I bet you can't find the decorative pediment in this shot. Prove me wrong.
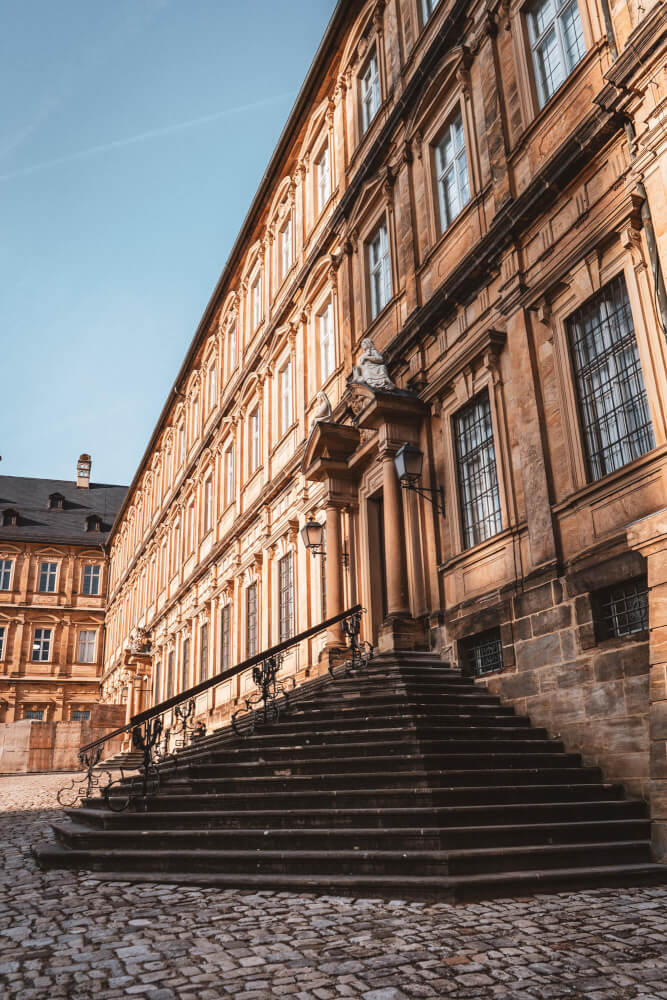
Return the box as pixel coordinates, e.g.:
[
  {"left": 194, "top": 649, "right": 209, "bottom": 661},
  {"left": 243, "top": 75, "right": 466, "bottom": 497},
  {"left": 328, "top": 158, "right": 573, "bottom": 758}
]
[{"left": 301, "top": 421, "right": 361, "bottom": 481}]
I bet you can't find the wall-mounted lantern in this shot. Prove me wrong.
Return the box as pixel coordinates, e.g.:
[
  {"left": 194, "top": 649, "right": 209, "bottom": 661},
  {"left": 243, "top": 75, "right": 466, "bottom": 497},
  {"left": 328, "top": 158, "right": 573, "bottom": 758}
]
[
  {"left": 300, "top": 515, "right": 325, "bottom": 556},
  {"left": 394, "top": 442, "right": 445, "bottom": 516}
]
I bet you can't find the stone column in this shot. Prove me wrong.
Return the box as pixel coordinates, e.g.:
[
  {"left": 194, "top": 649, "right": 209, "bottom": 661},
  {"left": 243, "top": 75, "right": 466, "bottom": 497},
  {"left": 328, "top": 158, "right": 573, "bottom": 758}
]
[
  {"left": 628, "top": 508, "right": 667, "bottom": 860},
  {"left": 325, "top": 503, "right": 344, "bottom": 645},
  {"left": 381, "top": 451, "right": 409, "bottom": 617},
  {"left": 404, "top": 488, "right": 427, "bottom": 618}
]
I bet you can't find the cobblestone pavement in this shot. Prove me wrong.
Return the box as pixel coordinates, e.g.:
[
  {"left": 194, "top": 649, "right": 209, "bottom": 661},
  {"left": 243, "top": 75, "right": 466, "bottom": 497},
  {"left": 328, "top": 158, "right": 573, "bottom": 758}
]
[{"left": 1, "top": 774, "right": 667, "bottom": 1000}]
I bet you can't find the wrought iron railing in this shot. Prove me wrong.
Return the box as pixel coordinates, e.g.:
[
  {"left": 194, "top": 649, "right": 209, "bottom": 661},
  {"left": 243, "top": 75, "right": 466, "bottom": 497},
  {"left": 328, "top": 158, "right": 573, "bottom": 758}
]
[{"left": 58, "top": 605, "right": 370, "bottom": 812}]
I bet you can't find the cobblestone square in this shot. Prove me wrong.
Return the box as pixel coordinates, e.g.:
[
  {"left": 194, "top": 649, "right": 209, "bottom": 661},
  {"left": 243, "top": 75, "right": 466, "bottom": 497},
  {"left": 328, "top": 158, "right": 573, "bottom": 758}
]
[{"left": 1, "top": 773, "right": 666, "bottom": 999}]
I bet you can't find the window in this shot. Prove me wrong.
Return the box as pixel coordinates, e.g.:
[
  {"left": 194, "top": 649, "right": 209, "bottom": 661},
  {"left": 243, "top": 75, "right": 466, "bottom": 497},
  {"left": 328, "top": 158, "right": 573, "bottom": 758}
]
[
  {"left": 319, "top": 303, "right": 335, "bottom": 384},
  {"left": 0, "top": 559, "right": 13, "bottom": 591},
  {"left": 593, "top": 577, "right": 649, "bottom": 641},
  {"left": 368, "top": 221, "right": 392, "bottom": 320},
  {"left": 25, "top": 709, "right": 44, "bottom": 721},
  {"left": 224, "top": 448, "right": 235, "bottom": 506},
  {"left": 203, "top": 477, "right": 213, "bottom": 535},
  {"left": 249, "top": 409, "right": 260, "bottom": 474},
  {"left": 208, "top": 365, "right": 217, "bottom": 412},
  {"left": 2, "top": 509, "right": 18, "bottom": 527},
  {"left": 435, "top": 111, "right": 470, "bottom": 231},
  {"left": 228, "top": 324, "right": 237, "bottom": 373},
  {"left": 166, "top": 650, "right": 174, "bottom": 698},
  {"left": 528, "top": 0, "right": 585, "bottom": 108},
  {"left": 187, "top": 502, "right": 195, "bottom": 553},
  {"left": 280, "top": 218, "right": 292, "bottom": 280},
  {"left": 177, "top": 423, "right": 185, "bottom": 466},
  {"left": 251, "top": 274, "right": 262, "bottom": 330},
  {"left": 77, "top": 630, "right": 96, "bottom": 664},
  {"left": 191, "top": 396, "right": 199, "bottom": 442},
  {"left": 85, "top": 514, "right": 102, "bottom": 533},
  {"left": 32, "top": 628, "right": 52, "bottom": 662},
  {"left": 462, "top": 628, "right": 504, "bottom": 677},
  {"left": 39, "top": 562, "right": 57, "bottom": 593},
  {"left": 568, "top": 275, "right": 655, "bottom": 482},
  {"left": 72, "top": 710, "right": 91, "bottom": 722},
  {"left": 199, "top": 623, "right": 209, "bottom": 683},
  {"left": 246, "top": 583, "right": 258, "bottom": 658},
  {"left": 279, "top": 553, "right": 294, "bottom": 642},
  {"left": 182, "top": 637, "right": 190, "bottom": 690},
  {"left": 154, "top": 659, "right": 161, "bottom": 702},
  {"left": 454, "top": 391, "right": 503, "bottom": 549},
  {"left": 0, "top": 626, "right": 5, "bottom": 660},
  {"left": 361, "top": 50, "right": 381, "bottom": 132},
  {"left": 316, "top": 144, "right": 331, "bottom": 213},
  {"left": 48, "top": 492, "right": 64, "bottom": 510},
  {"left": 221, "top": 604, "right": 231, "bottom": 669},
  {"left": 422, "top": 0, "right": 438, "bottom": 22},
  {"left": 160, "top": 541, "right": 167, "bottom": 589},
  {"left": 82, "top": 564, "right": 101, "bottom": 596},
  {"left": 280, "top": 361, "right": 293, "bottom": 434}
]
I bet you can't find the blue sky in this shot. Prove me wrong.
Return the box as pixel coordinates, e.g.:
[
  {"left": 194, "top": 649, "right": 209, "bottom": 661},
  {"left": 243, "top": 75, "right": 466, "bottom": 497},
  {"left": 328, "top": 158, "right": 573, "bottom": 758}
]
[{"left": 1, "top": 0, "right": 336, "bottom": 487}]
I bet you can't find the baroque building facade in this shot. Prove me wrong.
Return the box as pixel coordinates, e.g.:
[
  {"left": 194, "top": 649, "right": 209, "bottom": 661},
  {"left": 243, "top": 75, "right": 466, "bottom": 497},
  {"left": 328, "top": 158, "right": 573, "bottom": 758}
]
[
  {"left": 103, "top": 1, "right": 667, "bottom": 848},
  {"left": 0, "top": 458, "right": 127, "bottom": 770}
]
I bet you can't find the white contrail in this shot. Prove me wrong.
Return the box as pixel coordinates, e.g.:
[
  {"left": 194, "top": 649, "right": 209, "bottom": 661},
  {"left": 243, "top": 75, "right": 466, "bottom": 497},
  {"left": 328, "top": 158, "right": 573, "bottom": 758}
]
[{"left": 0, "top": 91, "right": 295, "bottom": 182}]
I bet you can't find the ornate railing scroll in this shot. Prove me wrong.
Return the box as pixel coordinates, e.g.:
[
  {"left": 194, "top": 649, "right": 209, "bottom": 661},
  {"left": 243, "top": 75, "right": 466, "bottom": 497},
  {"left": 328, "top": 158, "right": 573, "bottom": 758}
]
[
  {"left": 328, "top": 607, "right": 373, "bottom": 678},
  {"left": 59, "top": 605, "right": 365, "bottom": 812}
]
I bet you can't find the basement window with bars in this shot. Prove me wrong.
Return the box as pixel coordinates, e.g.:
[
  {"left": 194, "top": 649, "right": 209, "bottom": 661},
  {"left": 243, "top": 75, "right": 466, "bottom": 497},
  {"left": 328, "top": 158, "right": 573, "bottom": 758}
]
[
  {"left": 71, "top": 710, "right": 91, "bottom": 722},
  {"left": 25, "top": 710, "right": 44, "bottom": 721},
  {"left": 461, "top": 628, "right": 504, "bottom": 677},
  {"left": 593, "top": 577, "right": 649, "bottom": 641}
]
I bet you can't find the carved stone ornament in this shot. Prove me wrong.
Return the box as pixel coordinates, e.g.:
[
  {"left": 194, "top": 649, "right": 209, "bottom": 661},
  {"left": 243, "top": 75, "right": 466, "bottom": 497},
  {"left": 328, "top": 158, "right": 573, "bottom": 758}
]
[
  {"left": 348, "top": 338, "right": 398, "bottom": 392},
  {"left": 312, "top": 391, "right": 333, "bottom": 425}
]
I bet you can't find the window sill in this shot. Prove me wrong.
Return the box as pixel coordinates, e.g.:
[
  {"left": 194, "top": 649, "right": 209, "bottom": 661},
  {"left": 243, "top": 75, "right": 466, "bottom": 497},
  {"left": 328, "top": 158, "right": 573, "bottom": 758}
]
[
  {"left": 438, "top": 525, "right": 516, "bottom": 574},
  {"left": 244, "top": 467, "right": 264, "bottom": 490},
  {"left": 552, "top": 443, "right": 667, "bottom": 517},
  {"left": 271, "top": 422, "right": 298, "bottom": 456}
]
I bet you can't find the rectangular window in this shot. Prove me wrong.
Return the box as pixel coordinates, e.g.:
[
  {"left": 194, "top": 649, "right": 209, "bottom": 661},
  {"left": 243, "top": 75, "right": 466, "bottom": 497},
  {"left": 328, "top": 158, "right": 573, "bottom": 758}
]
[
  {"left": 316, "top": 144, "right": 331, "bottom": 213},
  {"left": 593, "top": 577, "right": 649, "bottom": 641},
  {"left": 422, "top": 0, "right": 437, "bottom": 21},
  {"left": 568, "top": 275, "right": 655, "bottom": 482},
  {"left": 72, "top": 710, "right": 91, "bottom": 722},
  {"left": 77, "top": 630, "right": 96, "bottom": 664},
  {"left": 187, "top": 502, "right": 195, "bottom": 553},
  {"left": 32, "top": 628, "right": 52, "bottom": 662},
  {"left": 280, "top": 218, "right": 292, "bottom": 279},
  {"left": 435, "top": 111, "right": 470, "bottom": 232},
  {"left": 228, "top": 324, "right": 237, "bottom": 373},
  {"left": 279, "top": 553, "right": 295, "bottom": 642},
  {"left": 319, "top": 302, "right": 335, "bottom": 384},
  {"left": 0, "top": 559, "right": 13, "bottom": 591},
  {"left": 39, "top": 562, "right": 57, "bottom": 593},
  {"left": 528, "top": 0, "right": 585, "bottom": 107},
  {"left": 191, "top": 396, "right": 199, "bottom": 443},
  {"left": 199, "top": 623, "right": 209, "bottom": 683},
  {"left": 361, "top": 50, "right": 380, "bottom": 133},
  {"left": 203, "top": 477, "right": 213, "bottom": 535},
  {"left": 462, "top": 628, "right": 504, "bottom": 677},
  {"left": 454, "top": 391, "right": 503, "bottom": 549},
  {"left": 25, "top": 709, "right": 44, "bottom": 721},
  {"left": 166, "top": 649, "right": 174, "bottom": 697},
  {"left": 208, "top": 365, "right": 217, "bottom": 412},
  {"left": 178, "top": 423, "right": 185, "bottom": 466},
  {"left": 154, "top": 659, "right": 161, "bottom": 702},
  {"left": 280, "top": 361, "right": 293, "bottom": 434},
  {"left": 249, "top": 409, "right": 260, "bottom": 474},
  {"left": 251, "top": 274, "right": 262, "bottom": 330},
  {"left": 221, "top": 604, "right": 231, "bottom": 670},
  {"left": 0, "top": 625, "right": 5, "bottom": 660},
  {"left": 225, "top": 448, "right": 234, "bottom": 506},
  {"left": 182, "top": 637, "right": 190, "bottom": 690},
  {"left": 368, "top": 221, "right": 391, "bottom": 320},
  {"left": 246, "top": 583, "right": 258, "bottom": 658},
  {"left": 82, "top": 564, "right": 101, "bottom": 596}
]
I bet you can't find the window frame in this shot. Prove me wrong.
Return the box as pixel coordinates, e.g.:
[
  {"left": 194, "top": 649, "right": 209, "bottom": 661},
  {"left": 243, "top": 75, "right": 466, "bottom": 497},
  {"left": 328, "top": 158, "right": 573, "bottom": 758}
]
[
  {"left": 278, "top": 552, "right": 295, "bottom": 642},
  {"left": 526, "top": 0, "right": 586, "bottom": 109},
  {"left": 246, "top": 583, "right": 258, "bottom": 658},
  {"left": 318, "top": 301, "right": 336, "bottom": 386},
  {"left": 360, "top": 47, "right": 381, "bottom": 135},
  {"left": 221, "top": 604, "right": 231, "bottom": 670},
  {"left": 77, "top": 629, "right": 97, "bottom": 664},
  {"left": 279, "top": 217, "right": 292, "bottom": 282},
  {"left": 279, "top": 359, "right": 293, "bottom": 436},
  {"left": 367, "top": 218, "right": 392, "bottom": 322},
  {"left": 203, "top": 475, "right": 214, "bottom": 536},
  {"left": 82, "top": 564, "right": 101, "bottom": 596},
  {"left": 38, "top": 561, "right": 58, "bottom": 594},
  {"left": 31, "top": 627, "right": 52, "bottom": 663},
  {"left": 315, "top": 142, "right": 332, "bottom": 215},
  {"left": 224, "top": 446, "right": 235, "bottom": 508},
  {"left": 0, "top": 559, "right": 13, "bottom": 591},
  {"left": 199, "top": 623, "right": 209, "bottom": 683},
  {"left": 433, "top": 109, "right": 471, "bottom": 234},
  {"left": 249, "top": 407, "right": 261, "bottom": 476},
  {"left": 453, "top": 389, "right": 504, "bottom": 551},
  {"left": 0, "top": 625, "right": 5, "bottom": 660}
]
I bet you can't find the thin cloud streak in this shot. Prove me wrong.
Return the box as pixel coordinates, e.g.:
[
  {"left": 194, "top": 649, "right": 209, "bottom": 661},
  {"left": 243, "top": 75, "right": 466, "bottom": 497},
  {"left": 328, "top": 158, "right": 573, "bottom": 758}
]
[{"left": 0, "top": 91, "right": 295, "bottom": 182}]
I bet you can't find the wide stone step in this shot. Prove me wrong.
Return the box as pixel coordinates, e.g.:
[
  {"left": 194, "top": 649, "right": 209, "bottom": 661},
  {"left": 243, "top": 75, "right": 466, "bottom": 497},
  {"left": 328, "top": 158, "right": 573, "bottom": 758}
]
[
  {"left": 33, "top": 846, "right": 667, "bottom": 900},
  {"left": 225, "top": 723, "right": 553, "bottom": 746},
  {"left": 56, "top": 815, "right": 652, "bottom": 849},
  {"left": 246, "top": 717, "right": 540, "bottom": 738},
  {"left": 294, "top": 692, "right": 504, "bottom": 709},
  {"left": 286, "top": 704, "right": 521, "bottom": 723},
  {"left": 197, "top": 732, "right": 565, "bottom": 753}
]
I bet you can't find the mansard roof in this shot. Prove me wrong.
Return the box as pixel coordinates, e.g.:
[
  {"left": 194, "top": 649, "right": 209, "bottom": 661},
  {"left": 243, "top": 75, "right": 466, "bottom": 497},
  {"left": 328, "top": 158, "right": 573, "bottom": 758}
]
[{"left": 0, "top": 475, "right": 128, "bottom": 547}]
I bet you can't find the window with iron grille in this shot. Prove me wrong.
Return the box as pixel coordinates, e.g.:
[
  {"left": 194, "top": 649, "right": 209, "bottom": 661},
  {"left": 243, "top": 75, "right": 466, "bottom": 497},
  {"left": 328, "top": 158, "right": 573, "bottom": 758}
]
[
  {"left": 82, "top": 564, "right": 100, "bottom": 595},
  {"left": 462, "top": 628, "right": 504, "bottom": 677},
  {"left": 182, "top": 638, "right": 190, "bottom": 690},
  {"left": 0, "top": 625, "right": 5, "bottom": 660},
  {"left": 72, "top": 710, "right": 91, "bottom": 722},
  {"left": 199, "top": 623, "right": 209, "bottom": 683},
  {"left": 246, "top": 583, "right": 258, "bottom": 658},
  {"left": 39, "top": 562, "right": 57, "bottom": 593},
  {"left": 221, "top": 604, "right": 231, "bottom": 669},
  {"left": 454, "top": 391, "right": 503, "bottom": 549},
  {"left": 593, "top": 577, "right": 649, "bottom": 641},
  {"left": 32, "top": 628, "right": 52, "bottom": 662},
  {"left": 0, "top": 559, "right": 13, "bottom": 591},
  {"left": 279, "top": 553, "right": 294, "bottom": 642},
  {"left": 25, "top": 709, "right": 44, "bottom": 721},
  {"left": 527, "top": 0, "right": 585, "bottom": 107},
  {"left": 568, "top": 275, "right": 655, "bottom": 481}
]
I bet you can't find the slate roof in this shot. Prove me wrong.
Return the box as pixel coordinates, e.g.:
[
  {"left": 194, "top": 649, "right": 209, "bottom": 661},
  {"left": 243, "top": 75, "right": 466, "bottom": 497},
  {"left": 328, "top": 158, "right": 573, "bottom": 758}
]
[{"left": 0, "top": 475, "right": 128, "bottom": 547}]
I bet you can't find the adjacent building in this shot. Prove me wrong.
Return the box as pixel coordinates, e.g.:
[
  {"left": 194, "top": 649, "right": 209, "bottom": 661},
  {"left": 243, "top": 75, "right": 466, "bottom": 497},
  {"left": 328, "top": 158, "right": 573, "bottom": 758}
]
[
  {"left": 102, "top": 1, "right": 667, "bottom": 847},
  {"left": 0, "top": 457, "right": 127, "bottom": 770}
]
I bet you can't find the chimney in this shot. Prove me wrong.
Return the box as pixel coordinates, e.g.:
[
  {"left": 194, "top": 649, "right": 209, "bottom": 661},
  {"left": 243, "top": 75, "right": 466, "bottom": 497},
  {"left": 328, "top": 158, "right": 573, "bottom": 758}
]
[{"left": 77, "top": 454, "right": 91, "bottom": 489}]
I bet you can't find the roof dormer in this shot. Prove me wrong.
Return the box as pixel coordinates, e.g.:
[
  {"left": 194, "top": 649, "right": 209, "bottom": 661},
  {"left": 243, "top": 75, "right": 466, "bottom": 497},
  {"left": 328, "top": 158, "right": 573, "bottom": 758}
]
[{"left": 48, "top": 492, "right": 65, "bottom": 510}]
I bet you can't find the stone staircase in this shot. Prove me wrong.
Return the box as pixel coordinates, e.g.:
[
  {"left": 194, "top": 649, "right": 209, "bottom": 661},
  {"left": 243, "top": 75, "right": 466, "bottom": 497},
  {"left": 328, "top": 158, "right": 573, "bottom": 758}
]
[
  {"left": 96, "top": 749, "right": 144, "bottom": 770},
  {"left": 35, "top": 652, "right": 667, "bottom": 900}
]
